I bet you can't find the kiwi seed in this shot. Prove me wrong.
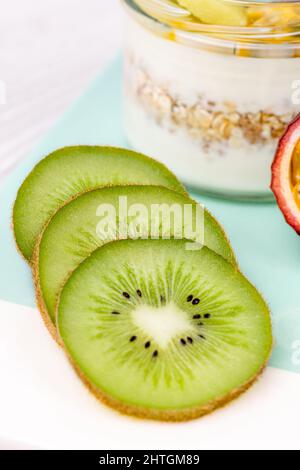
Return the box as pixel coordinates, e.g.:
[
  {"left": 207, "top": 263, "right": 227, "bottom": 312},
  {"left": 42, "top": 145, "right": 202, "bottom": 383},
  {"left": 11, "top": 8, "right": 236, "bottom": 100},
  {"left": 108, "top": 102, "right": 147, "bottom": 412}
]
[{"left": 57, "top": 239, "right": 272, "bottom": 422}]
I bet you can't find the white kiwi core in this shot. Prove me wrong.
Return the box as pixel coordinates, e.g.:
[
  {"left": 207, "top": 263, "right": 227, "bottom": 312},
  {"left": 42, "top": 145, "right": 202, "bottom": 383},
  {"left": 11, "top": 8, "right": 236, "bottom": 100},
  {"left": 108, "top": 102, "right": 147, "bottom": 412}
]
[{"left": 132, "top": 302, "right": 195, "bottom": 349}]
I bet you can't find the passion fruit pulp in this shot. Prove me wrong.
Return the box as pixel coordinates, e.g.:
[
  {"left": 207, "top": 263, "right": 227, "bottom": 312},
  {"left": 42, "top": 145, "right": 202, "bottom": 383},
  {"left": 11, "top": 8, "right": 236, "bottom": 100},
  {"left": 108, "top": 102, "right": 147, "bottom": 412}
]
[
  {"left": 271, "top": 114, "right": 300, "bottom": 234},
  {"left": 291, "top": 140, "right": 300, "bottom": 210}
]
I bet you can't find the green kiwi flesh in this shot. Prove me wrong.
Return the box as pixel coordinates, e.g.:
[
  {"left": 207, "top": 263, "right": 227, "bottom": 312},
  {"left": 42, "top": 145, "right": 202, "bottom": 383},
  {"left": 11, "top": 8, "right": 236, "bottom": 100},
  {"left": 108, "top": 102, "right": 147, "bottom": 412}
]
[
  {"left": 13, "top": 146, "right": 186, "bottom": 261},
  {"left": 34, "top": 185, "right": 236, "bottom": 335},
  {"left": 57, "top": 239, "right": 272, "bottom": 422}
]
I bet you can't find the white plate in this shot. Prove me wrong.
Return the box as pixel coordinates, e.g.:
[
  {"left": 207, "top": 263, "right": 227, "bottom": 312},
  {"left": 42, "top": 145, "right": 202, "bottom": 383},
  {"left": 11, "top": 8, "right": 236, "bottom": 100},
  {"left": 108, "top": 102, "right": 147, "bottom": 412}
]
[{"left": 1, "top": 299, "right": 299, "bottom": 450}]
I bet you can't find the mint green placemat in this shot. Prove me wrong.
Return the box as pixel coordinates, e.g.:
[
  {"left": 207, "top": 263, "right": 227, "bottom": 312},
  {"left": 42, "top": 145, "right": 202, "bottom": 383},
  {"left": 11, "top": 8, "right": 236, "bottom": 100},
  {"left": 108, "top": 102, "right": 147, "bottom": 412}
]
[{"left": 1, "top": 56, "right": 299, "bottom": 374}]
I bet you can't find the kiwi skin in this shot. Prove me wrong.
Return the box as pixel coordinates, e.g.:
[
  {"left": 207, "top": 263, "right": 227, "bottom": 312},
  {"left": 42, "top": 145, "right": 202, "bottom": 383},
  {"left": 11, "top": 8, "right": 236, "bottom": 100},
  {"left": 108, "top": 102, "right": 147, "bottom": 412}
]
[
  {"left": 59, "top": 349, "right": 269, "bottom": 422},
  {"left": 12, "top": 145, "right": 188, "bottom": 264},
  {"left": 55, "top": 239, "right": 272, "bottom": 422},
  {"left": 31, "top": 185, "right": 237, "bottom": 342},
  {"left": 32, "top": 238, "right": 57, "bottom": 341}
]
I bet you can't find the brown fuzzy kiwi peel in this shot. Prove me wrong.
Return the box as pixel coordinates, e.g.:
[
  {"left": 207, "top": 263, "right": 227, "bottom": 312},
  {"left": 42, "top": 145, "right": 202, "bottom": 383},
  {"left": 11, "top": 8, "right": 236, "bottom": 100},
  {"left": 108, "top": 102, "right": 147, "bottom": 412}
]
[
  {"left": 13, "top": 147, "right": 268, "bottom": 422},
  {"left": 32, "top": 236, "right": 58, "bottom": 342},
  {"left": 56, "top": 290, "right": 272, "bottom": 422},
  {"left": 12, "top": 145, "right": 188, "bottom": 262},
  {"left": 31, "top": 185, "right": 117, "bottom": 342},
  {"left": 31, "top": 185, "right": 237, "bottom": 342},
  {"left": 54, "top": 240, "right": 272, "bottom": 423},
  {"left": 58, "top": 326, "right": 271, "bottom": 422},
  {"left": 31, "top": 184, "right": 140, "bottom": 342}
]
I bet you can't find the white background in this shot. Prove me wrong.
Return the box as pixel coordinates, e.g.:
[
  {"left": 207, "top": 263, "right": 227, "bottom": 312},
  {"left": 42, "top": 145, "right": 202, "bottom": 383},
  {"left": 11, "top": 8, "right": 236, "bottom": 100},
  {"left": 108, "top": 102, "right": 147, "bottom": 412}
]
[
  {"left": 1, "top": 299, "right": 300, "bottom": 451},
  {"left": 0, "top": 0, "right": 122, "bottom": 180}
]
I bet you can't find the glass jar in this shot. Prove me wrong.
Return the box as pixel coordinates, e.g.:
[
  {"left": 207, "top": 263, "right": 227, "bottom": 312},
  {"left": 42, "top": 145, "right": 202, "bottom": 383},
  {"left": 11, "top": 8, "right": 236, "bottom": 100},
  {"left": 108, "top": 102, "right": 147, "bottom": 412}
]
[{"left": 122, "top": 0, "right": 300, "bottom": 200}]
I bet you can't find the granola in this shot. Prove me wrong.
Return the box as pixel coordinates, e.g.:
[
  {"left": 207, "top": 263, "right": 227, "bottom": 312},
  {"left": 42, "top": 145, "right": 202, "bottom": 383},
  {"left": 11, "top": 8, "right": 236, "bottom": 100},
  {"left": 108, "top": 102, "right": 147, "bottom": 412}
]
[{"left": 129, "top": 64, "right": 294, "bottom": 149}]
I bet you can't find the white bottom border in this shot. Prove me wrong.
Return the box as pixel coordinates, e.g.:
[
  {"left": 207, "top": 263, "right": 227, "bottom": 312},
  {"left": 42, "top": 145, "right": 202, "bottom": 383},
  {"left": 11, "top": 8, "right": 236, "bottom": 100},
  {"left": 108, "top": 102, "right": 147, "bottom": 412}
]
[{"left": 0, "top": 299, "right": 299, "bottom": 450}]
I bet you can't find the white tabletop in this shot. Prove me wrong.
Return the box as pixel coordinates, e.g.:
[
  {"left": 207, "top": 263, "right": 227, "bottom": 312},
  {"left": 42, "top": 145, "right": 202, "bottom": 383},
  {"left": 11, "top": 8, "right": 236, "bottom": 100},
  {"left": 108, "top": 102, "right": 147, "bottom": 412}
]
[
  {"left": 0, "top": 0, "right": 121, "bottom": 181},
  {"left": 1, "top": 299, "right": 300, "bottom": 450}
]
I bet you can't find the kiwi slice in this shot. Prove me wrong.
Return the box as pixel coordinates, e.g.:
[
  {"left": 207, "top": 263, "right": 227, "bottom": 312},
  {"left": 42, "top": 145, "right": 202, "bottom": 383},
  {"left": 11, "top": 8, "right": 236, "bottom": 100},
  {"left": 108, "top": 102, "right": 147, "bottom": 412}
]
[
  {"left": 34, "top": 185, "right": 236, "bottom": 337},
  {"left": 57, "top": 239, "right": 272, "bottom": 422},
  {"left": 177, "top": 0, "right": 247, "bottom": 27},
  {"left": 13, "top": 146, "right": 186, "bottom": 261}
]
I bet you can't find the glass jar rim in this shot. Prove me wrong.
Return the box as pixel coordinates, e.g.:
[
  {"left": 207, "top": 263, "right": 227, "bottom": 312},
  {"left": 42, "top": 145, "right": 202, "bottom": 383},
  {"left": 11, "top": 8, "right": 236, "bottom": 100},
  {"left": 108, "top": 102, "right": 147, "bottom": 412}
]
[
  {"left": 229, "top": 0, "right": 299, "bottom": 4},
  {"left": 229, "top": 0, "right": 299, "bottom": 3},
  {"left": 124, "top": 0, "right": 300, "bottom": 44}
]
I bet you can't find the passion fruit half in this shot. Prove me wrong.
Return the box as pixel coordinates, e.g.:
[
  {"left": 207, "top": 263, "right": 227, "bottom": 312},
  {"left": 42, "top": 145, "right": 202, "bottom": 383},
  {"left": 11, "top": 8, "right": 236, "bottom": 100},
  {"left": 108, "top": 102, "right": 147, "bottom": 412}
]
[{"left": 271, "top": 114, "right": 300, "bottom": 235}]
